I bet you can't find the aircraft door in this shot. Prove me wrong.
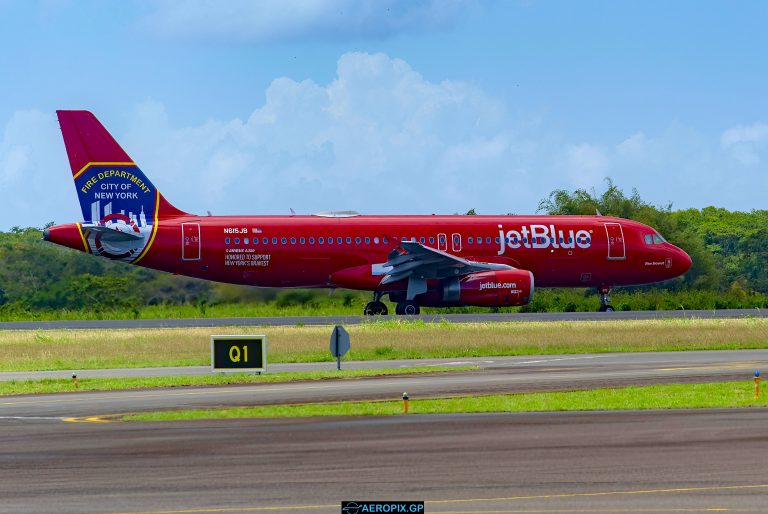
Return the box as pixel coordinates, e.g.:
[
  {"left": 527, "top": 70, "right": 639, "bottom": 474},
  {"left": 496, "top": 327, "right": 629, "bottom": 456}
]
[
  {"left": 604, "top": 222, "right": 625, "bottom": 260},
  {"left": 182, "top": 223, "right": 201, "bottom": 260},
  {"left": 452, "top": 233, "right": 462, "bottom": 253},
  {"left": 438, "top": 233, "right": 447, "bottom": 251}
]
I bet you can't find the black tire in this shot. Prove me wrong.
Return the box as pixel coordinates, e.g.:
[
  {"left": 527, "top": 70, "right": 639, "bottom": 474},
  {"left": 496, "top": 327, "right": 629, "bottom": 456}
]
[
  {"left": 402, "top": 302, "right": 420, "bottom": 315},
  {"left": 604, "top": 305, "right": 615, "bottom": 312},
  {"left": 365, "top": 301, "right": 388, "bottom": 315}
]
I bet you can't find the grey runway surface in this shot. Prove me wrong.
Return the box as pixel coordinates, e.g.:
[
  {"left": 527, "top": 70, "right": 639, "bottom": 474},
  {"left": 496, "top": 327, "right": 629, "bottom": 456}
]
[
  {"left": 0, "top": 307, "right": 765, "bottom": 330},
  {"left": 1, "top": 350, "right": 766, "bottom": 418},
  {"left": 1, "top": 410, "right": 767, "bottom": 514}
]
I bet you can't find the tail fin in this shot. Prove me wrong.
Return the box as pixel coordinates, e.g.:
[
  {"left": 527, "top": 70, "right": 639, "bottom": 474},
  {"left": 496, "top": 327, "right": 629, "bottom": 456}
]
[{"left": 57, "top": 110, "right": 188, "bottom": 224}]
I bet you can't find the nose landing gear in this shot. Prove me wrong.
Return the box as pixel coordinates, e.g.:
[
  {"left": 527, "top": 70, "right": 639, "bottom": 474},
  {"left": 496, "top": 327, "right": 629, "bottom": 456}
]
[
  {"left": 363, "top": 291, "right": 388, "bottom": 315},
  {"left": 598, "top": 285, "right": 615, "bottom": 312}
]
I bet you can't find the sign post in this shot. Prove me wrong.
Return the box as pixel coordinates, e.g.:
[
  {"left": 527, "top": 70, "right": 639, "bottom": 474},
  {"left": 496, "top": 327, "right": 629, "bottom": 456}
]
[
  {"left": 330, "top": 325, "right": 350, "bottom": 370},
  {"left": 211, "top": 335, "right": 267, "bottom": 373}
]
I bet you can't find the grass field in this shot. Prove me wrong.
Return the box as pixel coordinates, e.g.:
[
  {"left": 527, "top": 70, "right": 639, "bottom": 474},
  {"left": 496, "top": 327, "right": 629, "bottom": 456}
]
[
  {"left": 124, "top": 381, "right": 768, "bottom": 421},
  {"left": 0, "top": 318, "right": 765, "bottom": 371}
]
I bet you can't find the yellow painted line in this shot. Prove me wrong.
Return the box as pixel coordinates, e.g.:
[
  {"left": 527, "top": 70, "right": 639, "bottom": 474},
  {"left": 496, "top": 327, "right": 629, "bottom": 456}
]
[
  {"left": 98, "top": 485, "right": 768, "bottom": 514},
  {"left": 62, "top": 416, "right": 112, "bottom": 423},
  {"left": 76, "top": 222, "right": 90, "bottom": 253},
  {"left": 425, "top": 484, "right": 768, "bottom": 505},
  {"left": 73, "top": 161, "right": 135, "bottom": 180},
  {"left": 658, "top": 363, "right": 756, "bottom": 372},
  {"left": 104, "top": 504, "right": 335, "bottom": 513},
  {"left": 437, "top": 507, "right": 765, "bottom": 514}
]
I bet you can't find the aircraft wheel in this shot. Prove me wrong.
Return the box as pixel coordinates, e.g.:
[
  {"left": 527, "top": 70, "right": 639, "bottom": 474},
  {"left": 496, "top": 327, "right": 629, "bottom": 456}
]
[
  {"left": 604, "top": 305, "right": 615, "bottom": 313},
  {"left": 364, "top": 301, "right": 388, "bottom": 315},
  {"left": 398, "top": 301, "right": 420, "bottom": 315}
]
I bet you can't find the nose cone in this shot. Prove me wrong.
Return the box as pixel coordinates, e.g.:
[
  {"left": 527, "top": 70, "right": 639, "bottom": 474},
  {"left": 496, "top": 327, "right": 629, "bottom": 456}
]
[
  {"left": 44, "top": 223, "right": 88, "bottom": 253},
  {"left": 674, "top": 246, "right": 692, "bottom": 276}
]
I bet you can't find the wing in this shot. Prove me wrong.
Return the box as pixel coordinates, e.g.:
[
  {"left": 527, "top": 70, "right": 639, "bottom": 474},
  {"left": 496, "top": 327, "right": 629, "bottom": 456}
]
[{"left": 380, "top": 240, "right": 514, "bottom": 299}]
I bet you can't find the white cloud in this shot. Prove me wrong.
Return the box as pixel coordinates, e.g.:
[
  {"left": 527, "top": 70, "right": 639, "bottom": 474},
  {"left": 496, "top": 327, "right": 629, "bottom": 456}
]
[
  {"left": 565, "top": 143, "right": 609, "bottom": 187},
  {"left": 2, "top": 53, "right": 767, "bottom": 230},
  {"left": 0, "top": 110, "right": 80, "bottom": 228},
  {"left": 143, "top": 0, "right": 469, "bottom": 42},
  {"left": 720, "top": 122, "right": 768, "bottom": 165}
]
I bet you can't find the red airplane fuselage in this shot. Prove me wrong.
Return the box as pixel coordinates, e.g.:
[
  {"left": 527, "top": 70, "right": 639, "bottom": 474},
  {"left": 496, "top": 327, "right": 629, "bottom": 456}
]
[{"left": 44, "top": 111, "right": 692, "bottom": 314}]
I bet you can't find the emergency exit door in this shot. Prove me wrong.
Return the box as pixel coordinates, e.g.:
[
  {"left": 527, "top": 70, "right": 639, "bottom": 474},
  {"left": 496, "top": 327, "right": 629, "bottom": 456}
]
[
  {"left": 604, "top": 222, "right": 625, "bottom": 260},
  {"left": 182, "top": 223, "right": 201, "bottom": 261}
]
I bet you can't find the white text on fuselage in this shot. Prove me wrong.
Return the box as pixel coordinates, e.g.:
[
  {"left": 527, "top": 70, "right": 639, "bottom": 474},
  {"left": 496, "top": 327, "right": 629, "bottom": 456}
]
[{"left": 497, "top": 224, "right": 592, "bottom": 256}]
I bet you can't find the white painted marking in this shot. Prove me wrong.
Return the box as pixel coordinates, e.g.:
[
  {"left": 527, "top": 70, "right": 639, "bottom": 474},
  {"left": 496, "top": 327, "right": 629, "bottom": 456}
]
[{"left": 513, "top": 356, "right": 606, "bottom": 366}]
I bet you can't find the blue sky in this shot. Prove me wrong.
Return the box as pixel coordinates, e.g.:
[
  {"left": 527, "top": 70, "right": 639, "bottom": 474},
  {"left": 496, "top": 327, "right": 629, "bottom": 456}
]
[{"left": 0, "top": 0, "right": 766, "bottom": 229}]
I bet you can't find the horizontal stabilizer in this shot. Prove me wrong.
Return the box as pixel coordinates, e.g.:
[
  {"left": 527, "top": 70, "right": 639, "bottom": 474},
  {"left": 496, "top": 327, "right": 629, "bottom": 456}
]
[{"left": 81, "top": 223, "right": 144, "bottom": 242}]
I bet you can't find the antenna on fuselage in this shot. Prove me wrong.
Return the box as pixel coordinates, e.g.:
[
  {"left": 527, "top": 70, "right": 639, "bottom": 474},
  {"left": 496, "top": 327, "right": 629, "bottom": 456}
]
[{"left": 290, "top": 208, "right": 296, "bottom": 216}]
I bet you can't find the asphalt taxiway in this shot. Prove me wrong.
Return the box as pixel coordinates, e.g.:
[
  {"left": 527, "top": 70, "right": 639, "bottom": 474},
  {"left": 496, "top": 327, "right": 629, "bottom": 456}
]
[
  {"left": 1, "top": 410, "right": 767, "bottom": 513},
  {"left": 2, "top": 349, "right": 767, "bottom": 513},
  {"left": 1, "top": 350, "right": 767, "bottom": 418}
]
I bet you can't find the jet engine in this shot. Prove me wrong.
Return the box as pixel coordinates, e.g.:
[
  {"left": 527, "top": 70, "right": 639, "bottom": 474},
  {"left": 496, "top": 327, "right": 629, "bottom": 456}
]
[
  {"left": 452, "top": 269, "right": 534, "bottom": 307},
  {"left": 390, "top": 269, "right": 534, "bottom": 307}
]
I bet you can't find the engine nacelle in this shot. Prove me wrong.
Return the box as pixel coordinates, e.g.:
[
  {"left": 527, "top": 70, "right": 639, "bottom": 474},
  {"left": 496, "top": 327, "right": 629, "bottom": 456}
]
[{"left": 455, "top": 269, "right": 534, "bottom": 307}]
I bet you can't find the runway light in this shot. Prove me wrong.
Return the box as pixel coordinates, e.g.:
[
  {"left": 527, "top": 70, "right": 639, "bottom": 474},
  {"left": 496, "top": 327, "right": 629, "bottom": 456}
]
[
  {"left": 403, "top": 392, "right": 409, "bottom": 414},
  {"left": 72, "top": 373, "right": 79, "bottom": 389},
  {"left": 755, "top": 371, "right": 760, "bottom": 400}
]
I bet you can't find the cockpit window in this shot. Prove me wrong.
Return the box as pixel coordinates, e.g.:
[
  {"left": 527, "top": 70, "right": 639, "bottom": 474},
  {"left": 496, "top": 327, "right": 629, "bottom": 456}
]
[
  {"left": 653, "top": 234, "right": 666, "bottom": 244},
  {"left": 644, "top": 234, "right": 653, "bottom": 244}
]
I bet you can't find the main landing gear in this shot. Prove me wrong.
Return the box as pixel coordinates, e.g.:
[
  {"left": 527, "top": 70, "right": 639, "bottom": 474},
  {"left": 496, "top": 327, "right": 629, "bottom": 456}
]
[
  {"left": 395, "top": 301, "right": 420, "bottom": 315},
  {"left": 363, "top": 293, "right": 422, "bottom": 315},
  {"left": 598, "top": 285, "right": 615, "bottom": 312},
  {"left": 364, "top": 292, "right": 388, "bottom": 315}
]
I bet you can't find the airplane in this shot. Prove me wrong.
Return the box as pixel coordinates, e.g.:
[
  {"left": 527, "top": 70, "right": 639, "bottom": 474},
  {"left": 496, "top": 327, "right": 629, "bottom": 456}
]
[{"left": 45, "top": 110, "right": 692, "bottom": 315}]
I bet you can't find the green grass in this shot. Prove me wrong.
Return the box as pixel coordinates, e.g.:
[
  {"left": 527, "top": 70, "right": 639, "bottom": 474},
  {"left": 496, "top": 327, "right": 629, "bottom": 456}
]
[
  {"left": 124, "top": 381, "right": 768, "bottom": 421},
  {"left": 0, "top": 318, "right": 765, "bottom": 371},
  {"left": 0, "top": 366, "right": 473, "bottom": 396}
]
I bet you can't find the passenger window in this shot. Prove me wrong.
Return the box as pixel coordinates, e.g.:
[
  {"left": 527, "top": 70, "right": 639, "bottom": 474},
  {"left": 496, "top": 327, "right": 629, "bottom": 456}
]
[
  {"left": 374, "top": 237, "right": 380, "bottom": 244},
  {"left": 383, "top": 237, "right": 389, "bottom": 244},
  {"left": 225, "top": 238, "right": 231, "bottom": 245},
  {"left": 309, "top": 237, "right": 315, "bottom": 244},
  {"left": 468, "top": 237, "right": 474, "bottom": 244},
  {"left": 429, "top": 237, "right": 435, "bottom": 244},
  {"left": 272, "top": 237, "right": 277, "bottom": 244},
  {"left": 262, "top": 237, "right": 268, "bottom": 244},
  {"left": 346, "top": 237, "right": 352, "bottom": 244},
  {"left": 365, "top": 237, "right": 370, "bottom": 244},
  {"left": 234, "top": 238, "right": 240, "bottom": 244},
  {"left": 244, "top": 238, "right": 249, "bottom": 245},
  {"left": 486, "top": 237, "right": 491, "bottom": 244},
  {"left": 290, "top": 237, "right": 296, "bottom": 244},
  {"left": 300, "top": 237, "right": 305, "bottom": 244},
  {"left": 281, "top": 237, "right": 287, "bottom": 244},
  {"left": 254, "top": 238, "right": 258, "bottom": 245},
  {"left": 319, "top": 237, "right": 324, "bottom": 244},
  {"left": 338, "top": 237, "right": 343, "bottom": 244},
  {"left": 420, "top": 237, "right": 425, "bottom": 244},
  {"left": 355, "top": 237, "right": 361, "bottom": 244}
]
